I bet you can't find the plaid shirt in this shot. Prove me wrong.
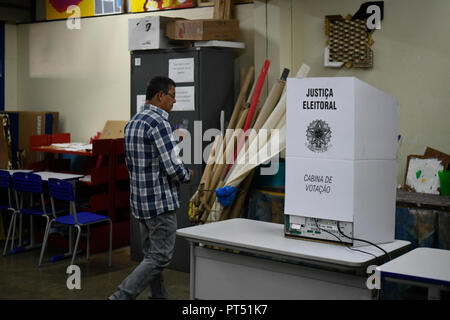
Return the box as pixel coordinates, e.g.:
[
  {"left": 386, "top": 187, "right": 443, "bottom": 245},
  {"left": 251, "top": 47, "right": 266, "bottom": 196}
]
[{"left": 125, "top": 104, "right": 190, "bottom": 219}]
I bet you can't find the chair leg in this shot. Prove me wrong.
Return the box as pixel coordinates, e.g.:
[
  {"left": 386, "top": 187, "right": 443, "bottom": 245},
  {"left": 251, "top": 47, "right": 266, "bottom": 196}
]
[
  {"left": 38, "top": 218, "right": 53, "bottom": 267},
  {"left": 11, "top": 213, "right": 17, "bottom": 252},
  {"left": 18, "top": 214, "right": 22, "bottom": 247},
  {"left": 68, "top": 226, "right": 73, "bottom": 254},
  {"left": 3, "top": 211, "right": 16, "bottom": 256},
  {"left": 86, "top": 225, "right": 90, "bottom": 261},
  {"left": 108, "top": 219, "right": 112, "bottom": 268},
  {"left": 71, "top": 225, "right": 81, "bottom": 266}
]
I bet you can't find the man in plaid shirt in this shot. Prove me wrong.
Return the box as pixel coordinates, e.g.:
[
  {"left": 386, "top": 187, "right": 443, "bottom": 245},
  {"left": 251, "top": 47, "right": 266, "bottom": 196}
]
[{"left": 109, "top": 76, "right": 193, "bottom": 300}]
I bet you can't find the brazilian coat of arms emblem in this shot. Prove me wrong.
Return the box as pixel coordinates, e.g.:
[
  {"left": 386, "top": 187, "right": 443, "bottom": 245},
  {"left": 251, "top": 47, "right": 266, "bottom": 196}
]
[{"left": 306, "top": 119, "right": 332, "bottom": 153}]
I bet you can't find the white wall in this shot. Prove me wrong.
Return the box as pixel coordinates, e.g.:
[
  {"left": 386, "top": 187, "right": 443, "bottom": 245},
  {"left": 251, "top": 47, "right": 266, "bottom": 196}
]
[
  {"left": 255, "top": 0, "right": 450, "bottom": 184},
  {"left": 4, "top": 23, "right": 18, "bottom": 109},
  {"left": 253, "top": 0, "right": 293, "bottom": 101},
  {"left": 8, "top": 4, "right": 254, "bottom": 142}
]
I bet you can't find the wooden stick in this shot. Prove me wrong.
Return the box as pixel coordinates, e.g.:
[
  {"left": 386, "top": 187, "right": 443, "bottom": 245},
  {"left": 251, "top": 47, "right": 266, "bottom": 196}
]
[
  {"left": 252, "top": 78, "right": 286, "bottom": 131},
  {"left": 208, "top": 179, "right": 224, "bottom": 212},
  {"left": 201, "top": 180, "right": 225, "bottom": 223},
  {"left": 213, "top": 0, "right": 225, "bottom": 19},
  {"left": 227, "top": 66, "right": 254, "bottom": 131},
  {"left": 220, "top": 134, "right": 237, "bottom": 181},
  {"left": 250, "top": 107, "right": 261, "bottom": 128},
  {"left": 199, "top": 134, "right": 221, "bottom": 190},
  {"left": 224, "top": 0, "right": 233, "bottom": 19},
  {"left": 204, "top": 65, "right": 253, "bottom": 192},
  {"left": 197, "top": 141, "right": 224, "bottom": 216},
  {"left": 192, "top": 136, "right": 219, "bottom": 197},
  {"left": 191, "top": 134, "right": 223, "bottom": 222},
  {"left": 219, "top": 203, "right": 232, "bottom": 221},
  {"left": 192, "top": 66, "right": 255, "bottom": 221},
  {"left": 206, "top": 109, "right": 248, "bottom": 204},
  {"left": 226, "top": 60, "right": 270, "bottom": 176},
  {"left": 229, "top": 169, "right": 255, "bottom": 219},
  {"left": 224, "top": 65, "right": 309, "bottom": 187},
  {"left": 246, "top": 79, "right": 257, "bottom": 106}
]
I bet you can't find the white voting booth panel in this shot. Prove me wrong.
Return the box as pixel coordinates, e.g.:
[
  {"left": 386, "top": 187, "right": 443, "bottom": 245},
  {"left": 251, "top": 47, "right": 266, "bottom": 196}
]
[
  {"left": 286, "top": 77, "right": 398, "bottom": 160},
  {"left": 285, "top": 77, "right": 398, "bottom": 246},
  {"left": 285, "top": 157, "right": 397, "bottom": 245}
]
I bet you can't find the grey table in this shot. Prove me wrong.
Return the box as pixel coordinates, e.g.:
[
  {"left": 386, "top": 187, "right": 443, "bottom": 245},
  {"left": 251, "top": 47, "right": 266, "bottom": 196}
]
[
  {"left": 376, "top": 247, "right": 450, "bottom": 299},
  {"left": 177, "top": 218, "right": 411, "bottom": 300},
  {"left": 4, "top": 169, "right": 34, "bottom": 174},
  {"left": 33, "top": 171, "right": 84, "bottom": 182}
]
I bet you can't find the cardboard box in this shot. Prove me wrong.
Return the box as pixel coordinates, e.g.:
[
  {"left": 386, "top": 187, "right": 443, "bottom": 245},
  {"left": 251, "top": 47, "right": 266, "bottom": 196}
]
[
  {"left": 166, "top": 19, "right": 239, "bottom": 41},
  {"left": 128, "top": 16, "right": 183, "bottom": 50},
  {"left": 100, "top": 120, "right": 128, "bottom": 139},
  {"left": 2, "top": 111, "right": 59, "bottom": 168},
  {"left": 284, "top": 156, "right": 397, "bottom": 245},
  {"left": 286, "top": 77, "right": 398, "bottom": 160}
]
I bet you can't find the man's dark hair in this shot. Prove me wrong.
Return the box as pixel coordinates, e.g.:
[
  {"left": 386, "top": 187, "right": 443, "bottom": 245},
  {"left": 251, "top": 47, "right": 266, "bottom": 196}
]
[{"left": 146, "top": 76, "right": 176, "bottom": 100}]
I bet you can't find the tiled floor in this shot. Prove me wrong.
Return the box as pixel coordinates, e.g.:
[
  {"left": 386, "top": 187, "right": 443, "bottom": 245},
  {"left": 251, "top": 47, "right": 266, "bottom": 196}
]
[{"left": 0, "top": 241, "right": 190, "bottom": 300}]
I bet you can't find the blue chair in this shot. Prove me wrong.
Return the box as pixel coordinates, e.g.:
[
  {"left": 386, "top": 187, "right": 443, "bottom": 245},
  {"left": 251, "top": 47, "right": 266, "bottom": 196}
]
[
  {"left": 8, "top": 172, "right": 52, "bottom": 256},
  {"left": 39, "top": 178, "right": 112, "bottom": 267},
  {"left": 0, "top": 170, "right": 17, "bottom": 256}
]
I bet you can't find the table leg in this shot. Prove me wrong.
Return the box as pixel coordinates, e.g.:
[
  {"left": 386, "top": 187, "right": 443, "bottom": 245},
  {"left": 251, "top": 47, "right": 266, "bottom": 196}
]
[
  {"left": 18, "top": 214, "right": 23, "bottom": 246},
  {"left": 190, "top": 242, "right": 195, "bottom": 300},
  {"left": 69, "top": 226, "right": 73, "bottom": 253},
  {"left": 30, "top": 216, "right": 35, "bottom": 247}
]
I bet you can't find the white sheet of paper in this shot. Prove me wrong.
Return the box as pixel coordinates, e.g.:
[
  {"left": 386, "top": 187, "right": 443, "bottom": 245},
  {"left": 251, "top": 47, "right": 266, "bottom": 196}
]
[
  {"left": 173, "top": 86, "right": 195, "bottom": 111},
  {"left": 169, "top": 58, "right": 195, "bottom": 83},
  {"left": 137, "top": 95, "right": 146, "bottom": 114},
  {"left": 406, "top": 158, "right": 443, "bottom": 194}
]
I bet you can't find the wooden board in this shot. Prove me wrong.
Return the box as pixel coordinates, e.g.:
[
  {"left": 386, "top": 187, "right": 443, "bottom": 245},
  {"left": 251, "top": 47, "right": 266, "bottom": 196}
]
[{"left": 424, "top": 147, "right": 450, "bottom": 170}]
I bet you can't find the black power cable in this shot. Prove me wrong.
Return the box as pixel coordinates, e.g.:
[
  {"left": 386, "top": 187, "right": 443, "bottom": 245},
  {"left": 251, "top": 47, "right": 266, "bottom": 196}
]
[
  {"left": 337, "top": 221, "right": 392, "bottom": 262},
  {"left": 313, "top": 219, "right": 378, "bottom": 261}
]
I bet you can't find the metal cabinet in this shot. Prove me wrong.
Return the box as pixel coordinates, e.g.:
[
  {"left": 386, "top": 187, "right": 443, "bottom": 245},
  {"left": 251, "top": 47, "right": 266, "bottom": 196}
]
[{"left": 130, "top": 47, "right": 235, "bottom": 271}]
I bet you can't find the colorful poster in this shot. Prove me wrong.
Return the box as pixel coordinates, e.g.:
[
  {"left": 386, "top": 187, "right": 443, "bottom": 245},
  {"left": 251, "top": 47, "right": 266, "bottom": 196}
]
[
  {"left": 46, "top": 0, "right": 123, "bottom": 20},
  {"left": 46, "top": 0, "right": 94, "bottom": 20},
  {"left": 130, "top": 0, "right": 194, "bottom": 13}
]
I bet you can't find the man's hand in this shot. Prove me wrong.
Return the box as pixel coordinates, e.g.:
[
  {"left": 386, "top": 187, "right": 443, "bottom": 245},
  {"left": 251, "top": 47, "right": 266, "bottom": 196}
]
[{"left": 187, "top": 169, "right": 194, "bottom": 183}]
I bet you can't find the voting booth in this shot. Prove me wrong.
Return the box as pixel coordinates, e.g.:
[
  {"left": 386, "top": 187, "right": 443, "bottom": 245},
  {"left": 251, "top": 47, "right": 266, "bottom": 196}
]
[{"left": 285, "top": 77, "right": 399, "bottom": 246}]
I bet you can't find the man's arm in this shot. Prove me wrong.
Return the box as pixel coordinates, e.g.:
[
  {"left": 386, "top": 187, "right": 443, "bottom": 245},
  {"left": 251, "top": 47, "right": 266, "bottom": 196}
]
[{"left": 150, "top": 121, "right": 191, "bottom": 183}]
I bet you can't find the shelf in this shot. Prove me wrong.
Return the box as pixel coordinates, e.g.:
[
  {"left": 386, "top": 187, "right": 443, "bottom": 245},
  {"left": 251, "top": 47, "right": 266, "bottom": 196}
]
[
  {"left": 29, "top": 134, "right": 131, "bottom": 253},
  {"left": 29, "top": 146, "right": 93, "bottom": 156},
  {"left": 397, "top": 189, "right": 450, "bottom": 212}
]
